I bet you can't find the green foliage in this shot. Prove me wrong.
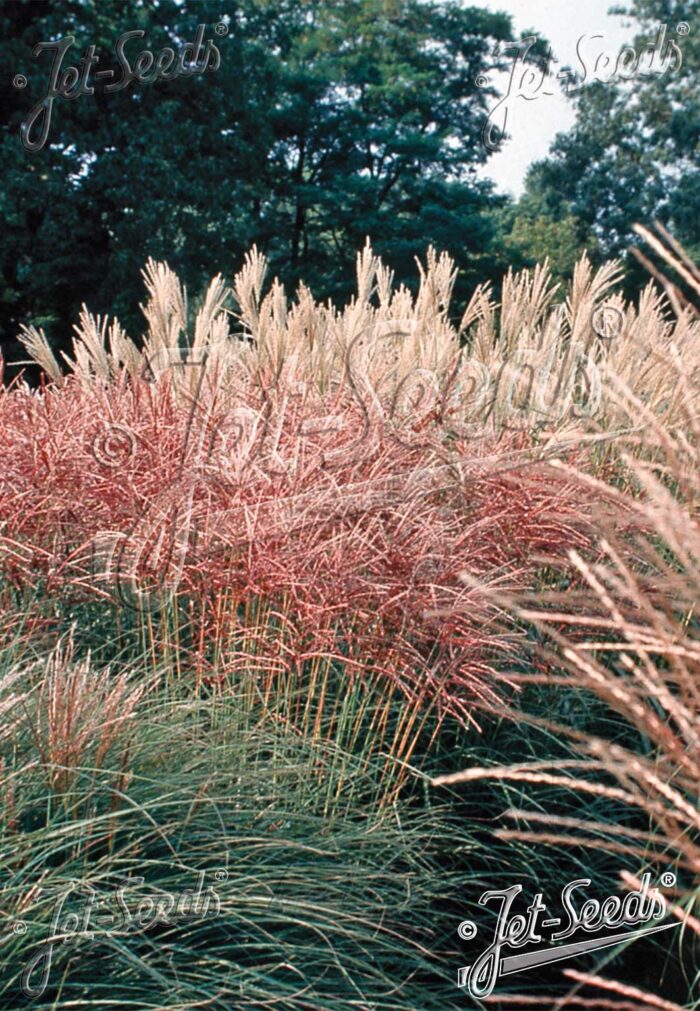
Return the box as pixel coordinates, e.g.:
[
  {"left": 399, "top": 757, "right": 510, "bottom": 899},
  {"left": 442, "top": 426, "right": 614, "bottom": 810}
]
[
  {"left": 0, "top": 609, "right": 559, "bottom": 1010},
  {"left": 0, "top": 0, "right": 519, "bottom": 379},
  {"left": 0, "top": 698, "right": 456, "bottom": 1006},
  {"left": 0, "top": 608, "right": 691, "bottom": 1008},
  {"left": 520, "top": 0, "right": 700, "bottom": 285},
  {"left": 495, "top": 189, "right": 596, "bottom": 285}
]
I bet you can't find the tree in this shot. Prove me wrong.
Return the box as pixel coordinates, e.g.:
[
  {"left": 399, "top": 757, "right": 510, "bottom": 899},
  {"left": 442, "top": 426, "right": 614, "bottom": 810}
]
[
  {"left": 495, "top": 185, "right": 597, "bottom": 286},
  {"left": 1, "top": 0, "right": 521, "bottom": 380},
  {"left": 515, "top": 0, "right": 700, "bottom": 287}
]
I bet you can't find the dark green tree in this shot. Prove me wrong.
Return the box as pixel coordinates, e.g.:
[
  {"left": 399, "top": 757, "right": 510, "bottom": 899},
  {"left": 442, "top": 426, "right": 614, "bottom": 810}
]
[
  {"left": 1, "top": 0, "right": 521, "bottom": 380},
  {"left": 516, "top": 0, "right": 699, "bottom": 287}
]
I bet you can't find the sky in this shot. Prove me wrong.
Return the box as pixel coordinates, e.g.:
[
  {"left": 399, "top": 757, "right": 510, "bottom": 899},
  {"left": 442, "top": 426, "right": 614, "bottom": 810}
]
[{"left": 467, "top": 0, "right": 637, "bottom": 196}]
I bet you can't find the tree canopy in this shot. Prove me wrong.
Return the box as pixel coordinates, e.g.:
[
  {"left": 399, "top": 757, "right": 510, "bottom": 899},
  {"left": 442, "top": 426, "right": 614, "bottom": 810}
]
[
  {"left": 4, "top": 0, "right": 698, "bottom": 377},
  {"left": 519, "top": 0, "right": 700, "bottom": 286},
  {"left": 1, "top": 0, "right": 520, "bottom": 378}
]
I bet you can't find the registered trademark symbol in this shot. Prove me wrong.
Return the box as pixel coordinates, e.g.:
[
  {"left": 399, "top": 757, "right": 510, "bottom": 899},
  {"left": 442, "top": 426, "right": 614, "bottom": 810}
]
[
  {"left": 591, "top": 304, "right": 624, "bottom": 340},
  {"left": 12, "top": 74, "right": 27, "bottom": 89},
  {"left": 661, "top": 872, "right": 677, "bottom": 887},
  {"left": 677, "top": 22, "right": 690, "bottom": 35},
  {"left": 475, "top": 74, "right": 488, "bottom": 88},
  {"left": 215, "top": 22, "right": 228, "bottom": 36},
  {"left": 458, "top": 919, "right": 477, "bottom": 940},
  {"left": 215, "top": 869, "right": 228, "bottom": 881}
]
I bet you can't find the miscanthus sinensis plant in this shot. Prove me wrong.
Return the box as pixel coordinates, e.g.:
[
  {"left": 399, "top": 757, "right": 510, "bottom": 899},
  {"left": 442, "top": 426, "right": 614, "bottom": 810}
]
[
  {"left": 428, "top": 231, "right": 700, "bottom": 1009},
  {"left": 3, "top": 235, "right": 699, "bottom": 1007},
  {"left": 433, "top": 363, "right": 700, "bottom": 1008},
  {"left": 5, "top": 236, "right": 699, "bottom": 753},
  {"left": 0, "top": 624, "right": 519, "bottom": 1011},
  {"left": 17, "top": 241, "right": 700, "bottom": 435},
  {"left": 2, "top": 246, "right": 616, "bottom": 743}
]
